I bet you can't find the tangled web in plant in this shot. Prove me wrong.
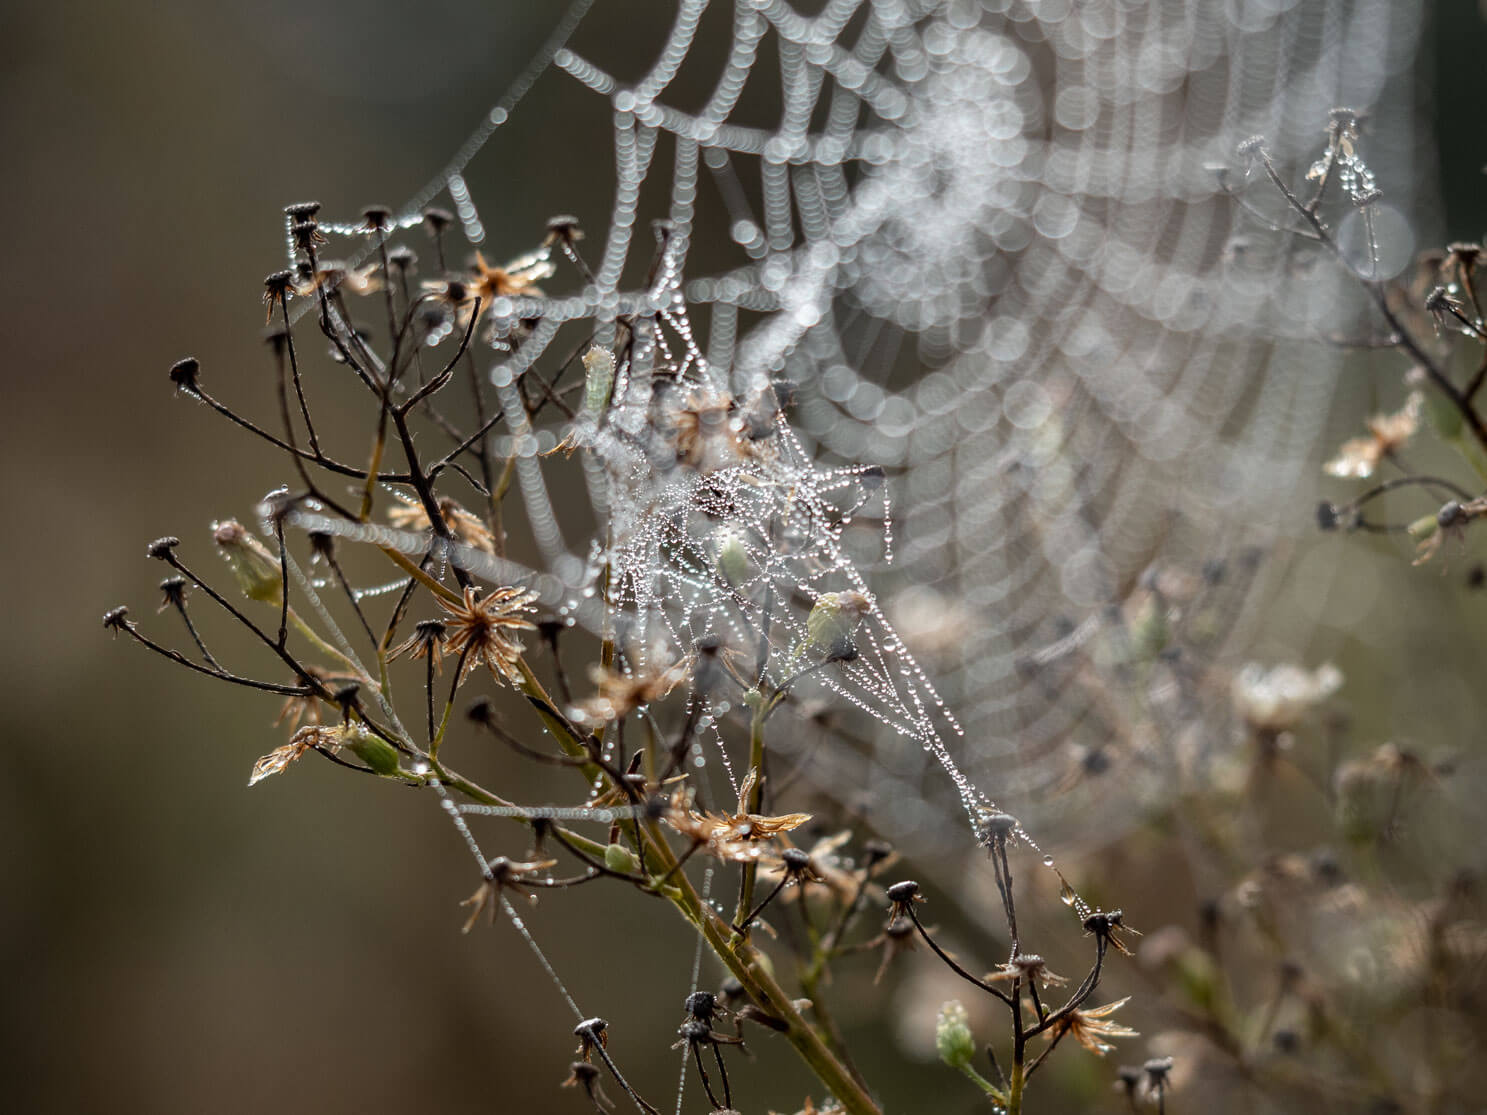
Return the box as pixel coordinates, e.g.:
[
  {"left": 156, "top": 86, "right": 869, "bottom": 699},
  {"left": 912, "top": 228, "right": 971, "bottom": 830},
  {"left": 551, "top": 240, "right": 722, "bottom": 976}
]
[{"left": 285, "top": 0, "right": 1427, "bottom": 852}]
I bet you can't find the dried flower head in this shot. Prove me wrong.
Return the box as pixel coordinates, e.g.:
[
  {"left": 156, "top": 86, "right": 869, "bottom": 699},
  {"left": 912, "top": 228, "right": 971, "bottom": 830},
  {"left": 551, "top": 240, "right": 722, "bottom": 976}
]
[
  {"left": 292, "top": 260, "right": 383, "bottom": 300},
  {"left": 388, "top": 618, "right": 449, "bottom": 673},
  {"left": 1231, "top": 661, "right": 1342, "bottom": 732},
  {"left": 459, "top": 854, "right": 560, "bottom": 932},
  {"left": 1323, "top": 392, "right": 1422, "bottom": 479},
  {"left": 570, "top": 657, "right": 692, "bottom": 728},
  {"left": 1083, "top": 909, "right": 1141, "bottom": 956},
  {"left": 472, "top": 248, "right": 554, "bottom": 299},
  {"left": 986, "top": 953, "right": 1069, "bottom": 988},
  {"left": 388, "top": 497, "right": 496, "bottom": 555},
  {"left": 1043, "top": 997, "right": 1138, "bottom": 1055},
  {"left": 663, "top": 769, "right": 812, "bottom": 862},
  {"left": 248, "top": 725, "right": 344, "bottom": 786},
  {"left": 273, "top": 666, "right": 359, "bottom": 730},
  {"left": 437, "top": 585, "right": 539, "bottom": 686},
  {"left": 755, "top": 831, "right": 862, "bottom": 904}
]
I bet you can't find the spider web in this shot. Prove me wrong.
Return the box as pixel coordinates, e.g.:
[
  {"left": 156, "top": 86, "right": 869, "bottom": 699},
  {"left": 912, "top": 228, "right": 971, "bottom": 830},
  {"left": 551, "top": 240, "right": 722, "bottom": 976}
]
[{"left": 284, "top": 0, "right": 1426, "bottom": 857}]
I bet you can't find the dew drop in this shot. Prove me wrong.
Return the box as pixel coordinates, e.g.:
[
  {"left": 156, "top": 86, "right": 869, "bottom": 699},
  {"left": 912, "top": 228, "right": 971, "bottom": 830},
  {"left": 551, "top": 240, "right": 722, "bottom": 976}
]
[
  {"left": 1059, "top": 882, "right": 1077, "bottom": 906},
  {"left": 1042, "top": 854, "right": 1054, "bottom": 867}
]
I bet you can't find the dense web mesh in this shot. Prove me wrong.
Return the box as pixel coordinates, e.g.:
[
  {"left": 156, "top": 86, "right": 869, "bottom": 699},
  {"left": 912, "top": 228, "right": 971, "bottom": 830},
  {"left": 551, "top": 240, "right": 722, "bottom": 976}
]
[{"left": 283, "top": 0, "right": 1425, "bottom": 856}]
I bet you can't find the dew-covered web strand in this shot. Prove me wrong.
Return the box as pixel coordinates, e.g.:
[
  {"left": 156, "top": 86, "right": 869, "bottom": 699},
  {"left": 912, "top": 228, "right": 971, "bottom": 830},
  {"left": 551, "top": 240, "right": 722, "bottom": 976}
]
[
  {"left": 426, "top": 773, "right": 584, "bottom": 1019},
  {"left": 282, "top": 0, "right": 595, "bottom": 310}
]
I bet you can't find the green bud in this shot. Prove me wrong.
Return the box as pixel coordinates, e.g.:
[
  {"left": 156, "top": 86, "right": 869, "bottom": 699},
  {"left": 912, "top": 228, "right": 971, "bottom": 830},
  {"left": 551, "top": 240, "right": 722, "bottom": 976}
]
[
  {"left": 604, "top": 842, "right": 639, "bottom": 874},
  {"left": 800, "top": 590, "right": 872, "bottom": 660},
  {"left": 1407, "top": 512, "right": 1440, "bottom": 541},
  {"left": 212, "top": 520, "right": 283, "bottom": 605},
  {"left": 716, "top": 531, "right": 751, "bottom": 587},
  {"left": 1128, "top": 595, "right": 1170, "bottom": 662},
  {"left": 345, "top": 725, "right": 402, "bottom": 776},
  {"left": 936, "top": 1000, "right": 976, "bottom": 1070},
  {"left": 580, "top": 347, "right": 616, "bottom": 421}
]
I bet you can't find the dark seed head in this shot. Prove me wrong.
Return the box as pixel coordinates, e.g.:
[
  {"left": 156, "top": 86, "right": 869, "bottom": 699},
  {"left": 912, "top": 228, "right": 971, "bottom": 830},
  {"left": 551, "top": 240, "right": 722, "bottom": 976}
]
[
  {"left": 685, "top": 991, "right": 716, "bottom": 1020},
  {"left": 147, "top": 536, "right": 181, "bottom": 560},
  {"left": 566, "top": 1060, "right": 600, "bottom": 1087},
  {"left": 360, "top": 205, "right": 393, "bottom": 231},
  {"left": 546, "top": 214, "right": 582, "bottom": 242},
  {"left": 886, "top": 880, "right": 920, "bottom": 904},
  {"left": 169, "top": 357, "right": 201, "bottom": 394},
  {"left": 573, "top": 1017, "right": 608, "bottom": 1043},
  {"left": 102, "top": 606, "right": 131, "bottom": 631},
  {"left": 413, "top": 618, "right": 447, "bottom": 641}
]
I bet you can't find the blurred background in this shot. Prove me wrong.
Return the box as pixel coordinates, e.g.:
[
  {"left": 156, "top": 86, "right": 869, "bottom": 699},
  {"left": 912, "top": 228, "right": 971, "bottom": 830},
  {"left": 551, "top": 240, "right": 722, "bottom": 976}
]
[{"left": 4, "top": 2, "right": 1487, "bottom": 1112}]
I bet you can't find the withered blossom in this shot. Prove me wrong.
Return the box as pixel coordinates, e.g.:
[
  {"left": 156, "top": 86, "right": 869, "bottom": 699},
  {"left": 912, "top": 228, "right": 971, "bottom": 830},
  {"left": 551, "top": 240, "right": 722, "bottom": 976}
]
[
  {"left": 1084, "top": 909, "right": 1142, "bottom": 957},
  {"left": 292, "top": 261, "right": 383, "bottom": 299},
  {"left": 437, "top": 585, "right": 538, "bottom": 685},
  {"left": 388, "top": 497, "right": 496, "bottom": 555},
  {"left": 1043, "top": 997, "right": 1138, "bottom": 1055},
  {"left": 1231, "top": 661, "right": 1342, "bottom": 733},
  {"left": 1323, "top": 392, "right": 1422, "bottom": 480},
  {"left": 663, "top": 769, "right": 812, "bottom": 863},
  {"left": 570, "top": 657, "right": 692, "bottom": 728},
  {"left": 871, "top": 919, "right": 918, "bottom": 984},
  {"left": 470, "top": 248, "right": 555, "bottom": 301},
  {"left": 755, "top": 831, "right": 861, "bottom": 905},
  {"left": 248, "top": 725, "right": 344, "bottom": 787},
  {"left": 272, "top": 666, "right": 360, "bottom": 730},
  {"left": 668, "top": 389, "right": 746, "bottom": 470},
  {"left": 1412, "top": 495, "right": 1487, "bottom": 566},
  {"left": 459, "top": 855, "right": 559, "bottom": 932},
  {"left": 387, "top": 618, "right": 448, "bottom": 674},
  {"left": 425, "top": 248, "right": 554, "bottom": 329},
  {"left": 985, "top": 953, "right": 1069, "bottom": 988}
]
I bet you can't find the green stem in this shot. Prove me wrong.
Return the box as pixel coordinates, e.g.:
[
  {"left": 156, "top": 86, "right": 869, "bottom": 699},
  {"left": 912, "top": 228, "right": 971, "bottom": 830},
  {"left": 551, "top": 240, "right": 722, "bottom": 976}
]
[
  {"left": 623, "top": 813, "right": 879, "bottom": 1115},
  {"left": 958, "top": 1063, "right": 1008, "bottom": 1105}
]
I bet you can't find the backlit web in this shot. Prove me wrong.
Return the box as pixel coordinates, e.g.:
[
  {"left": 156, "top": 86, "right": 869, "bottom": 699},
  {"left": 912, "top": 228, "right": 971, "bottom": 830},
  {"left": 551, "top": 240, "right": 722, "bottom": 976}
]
[{"left": 286, "top": 0, "right": 1425, "bottom": 857}]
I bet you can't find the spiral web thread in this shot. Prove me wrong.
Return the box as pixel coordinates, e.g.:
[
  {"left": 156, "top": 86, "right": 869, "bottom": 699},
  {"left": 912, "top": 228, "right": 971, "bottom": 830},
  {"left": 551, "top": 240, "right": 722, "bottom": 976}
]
[{"left": 286, "top": 0, "right": 1425, "bottom": 860}]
